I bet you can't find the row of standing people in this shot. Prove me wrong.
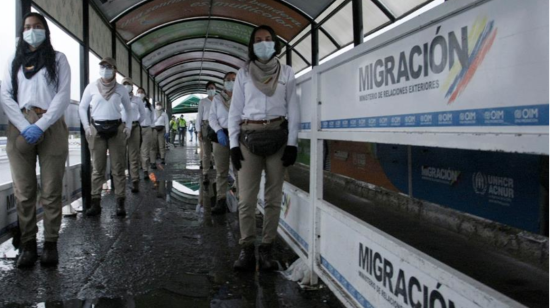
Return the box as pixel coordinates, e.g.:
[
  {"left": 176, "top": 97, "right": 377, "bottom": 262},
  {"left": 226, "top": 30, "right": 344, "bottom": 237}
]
[
  {"left": 0, "top": 12, "right": 172, "bottom": 268},
  {"left": 197, "top": 25, "right": 300, "bottom": 271},
  {"left": 0, "top": 12, "right": 300, "bottom": 272}
]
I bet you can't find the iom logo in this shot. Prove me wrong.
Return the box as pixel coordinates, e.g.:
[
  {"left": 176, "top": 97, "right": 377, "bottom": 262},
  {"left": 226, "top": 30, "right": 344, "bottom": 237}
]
[{"left": 472, "top": 172, "right": 488, "bottom": 195}]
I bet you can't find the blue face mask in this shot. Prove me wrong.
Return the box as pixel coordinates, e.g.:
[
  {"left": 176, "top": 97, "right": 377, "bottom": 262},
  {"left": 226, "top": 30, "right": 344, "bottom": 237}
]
[
  {"left": 23, "top": 29, "right": 46, "bottom": 48},
  {"left": 224, "top": 81, "right": 234, "bottom": 92},
  {"left": 253, "top": 41, "right": 276, "bottom": 61}
]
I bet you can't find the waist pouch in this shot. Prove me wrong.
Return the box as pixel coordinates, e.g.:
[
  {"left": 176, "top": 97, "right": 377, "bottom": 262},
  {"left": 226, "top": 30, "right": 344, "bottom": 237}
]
[
  {"left": 208, "top": 127, "right": 228, "bottom": 143},
  {"left": 155, "top": 126, "right": 165, "bottom": 132},
  {"left": 241, "top": 121, "right": 288, "bottom": 156},
  {"left": 93, "top": 120, "right": 120, "bottom": 139}
]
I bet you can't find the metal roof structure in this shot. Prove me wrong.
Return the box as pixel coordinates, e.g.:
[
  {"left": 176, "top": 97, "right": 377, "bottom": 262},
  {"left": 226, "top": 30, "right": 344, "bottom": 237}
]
[{"left": 33, "top": 0, "right": 434, "bottom": 111}]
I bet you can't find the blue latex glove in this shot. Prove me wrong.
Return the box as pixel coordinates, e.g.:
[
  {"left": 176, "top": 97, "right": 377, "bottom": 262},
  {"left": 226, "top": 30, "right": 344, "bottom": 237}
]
[
  {"left": 21, "top": 124, "right": 44, "bottom": 144},
  {"left": 217, "top": 130, "right": 228, "bottom": 147}
]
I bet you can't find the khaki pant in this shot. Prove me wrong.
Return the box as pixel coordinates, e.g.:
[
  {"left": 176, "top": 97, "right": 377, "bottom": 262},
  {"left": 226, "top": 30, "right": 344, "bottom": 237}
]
[
  {"left": 200, "top": 122, "right": 212, "bottom": 175},
  {"left": 213, "top": 142, "right": 236, "bottom": 201},
  {"left": 141, "top": 127, "right": 152, "bottom": 171},
  {"left": 127, "top": 123, "right": 141, "bottom": 182},
  {"left": 7, "top": 110, "right": 68, "bottom": 243},
  {"left": 237, "top": 121, "right": 286, "bottom": 245},
  {"left": 178, "top": 128, "right": 186, "bottom": 146},
  {"left": 151, "top": 127, "right": 166, "bottom": 161},
  {"left": 87, "top": 123, "right": 127, "bottom": 199},
  {"left": 170, "top": 129, "right": 177, "bottom": 144}
]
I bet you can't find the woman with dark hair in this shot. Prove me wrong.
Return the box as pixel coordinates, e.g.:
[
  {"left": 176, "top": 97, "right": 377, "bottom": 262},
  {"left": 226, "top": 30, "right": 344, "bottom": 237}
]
[
  {"left": 0, "top": 12, "right": 71, "bottom": 268},
  {"left": 196, "top": 81, "right": 216, "bottom": 178},
  {"left": 209, "top": 72, "right": 237, "bottom": 215},
  {"left": 138, "top": 87, "right": 155, "bottom": 180},
  {"left": 228, "top": 25, "right": 300, "bottom": 271},
  {"left": 79, "top": 57, "right": 132, "bottom": 218}
]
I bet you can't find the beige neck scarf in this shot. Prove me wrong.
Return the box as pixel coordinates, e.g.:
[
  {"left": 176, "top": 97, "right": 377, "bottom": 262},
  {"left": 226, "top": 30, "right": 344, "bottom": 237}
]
[
  {"left": 248, "top": 57, "right": 281, "bottom": 97},
  {"left": 97, "top": 78, "right": 117, "bottom": 101},
  {"left": 220, "top": 91, "right": 232, "bottom": 110}
]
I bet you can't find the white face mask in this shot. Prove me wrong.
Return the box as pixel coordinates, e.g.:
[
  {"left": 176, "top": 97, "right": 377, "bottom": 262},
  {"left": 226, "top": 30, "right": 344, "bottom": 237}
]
[
  {"left": 23, "top": 29, "right": 46, "bottom": 48},
  {"left": 253, "top": 41, "right": 276, "bottom": 61},
  {"left": 124, "top": 85, "right": 133, "bottom": 93},
  {"left": 155, "top": 105, "right": 162, "bottom": 110},
  {"left": 207, "top": 89, "right": 216, "bottom": 97},
  {"left": 224, "top": 81, "right": 234, "bottom": 92},
  {"left": 99, "top": 67, "right": 114, "bottom": 80},
  {"left": 137, "top": 93, "right": 145, "bottom": 99}
]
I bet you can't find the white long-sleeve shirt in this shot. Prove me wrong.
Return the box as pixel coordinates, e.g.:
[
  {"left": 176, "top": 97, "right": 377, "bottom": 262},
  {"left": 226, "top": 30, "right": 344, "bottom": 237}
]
[
  {"left": 208, "top": 94, "right": 229, "bottom": 132},
  {"left": 0, "top": 52, "right": 71, "bottom": 132},
  {"left": 140, "top": 103, "right": 155, "bottom": 127},
  {"left": 153, "top": 109, "right": 169, "bottom": 131},
  {"left": 79, "top": 80, "right": 132, "bottom": 130},
  {"left": 121, "top": 94, "right": 146, "bottom": 124},
  {"left": 196, "top": 97, "right": 213, "bottom": 132},
  {"left": 228, "top": 64, "right": 300, "bottom": 149}
]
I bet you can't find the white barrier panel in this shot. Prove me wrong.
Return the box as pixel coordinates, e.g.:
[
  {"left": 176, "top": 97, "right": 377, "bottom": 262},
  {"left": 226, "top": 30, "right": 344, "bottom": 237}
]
[
  {"left": 316, "top": 201, "right": 525, "bottom": 308},
  {"left": 296, "top": 76, "right": 313, "bottom": 131},
  {"left": 308, "top": 0, "right": 548, "bottom": 154},
  {"left": 279, "top": 182, "right": 311, "bottom": 260}
]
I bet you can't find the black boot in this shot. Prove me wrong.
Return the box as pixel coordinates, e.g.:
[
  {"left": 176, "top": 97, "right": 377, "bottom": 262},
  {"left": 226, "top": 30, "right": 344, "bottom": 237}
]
[
  {"left": 258, "top": 243, "right": 278, "bottom": 271},
  {"left": 143, "top": 171, "right": 149, "bottom": 181},
  {"left": 211, "top": 199, "right": 227, "bottom": 215},
  {"left": 40, "top": 241, "right": 59, "bottom": 266},
  {"left": 150, "top": 163, "right": 157, "bottom": 170},
  {"left": 161, "top": 158, "right": 166, "bottom": 165},
  {"left": 233, "top": 244, "right": 256, "bottom": 271},
  {"left": 16, "top": 239, "right": 37, "bottom": 268},
  {"left": 116, "top": 198, "right": 126, "bottom": 217},
  {"left": 131, "top": 181, "right": 139, "bottom": 193},
  {"left": 86, "top": 198, "right": 102, "bottom": 217}
]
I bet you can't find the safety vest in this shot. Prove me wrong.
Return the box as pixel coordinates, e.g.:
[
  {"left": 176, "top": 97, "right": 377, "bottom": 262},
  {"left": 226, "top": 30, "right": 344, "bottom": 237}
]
[
  {"left": 178, "top": 118, "right": 187, "bottom": 127},
  {"left": 170, "top": 120, "right": 178, "bottom": 131}
]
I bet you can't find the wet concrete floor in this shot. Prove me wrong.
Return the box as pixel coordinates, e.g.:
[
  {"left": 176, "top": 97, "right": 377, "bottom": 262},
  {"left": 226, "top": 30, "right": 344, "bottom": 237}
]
[{"left": 0, "top": 142, "right": 342, "bottom": 308}]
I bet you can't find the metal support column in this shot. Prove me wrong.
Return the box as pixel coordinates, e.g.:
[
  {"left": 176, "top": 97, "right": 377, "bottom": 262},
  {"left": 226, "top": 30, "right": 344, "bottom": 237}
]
[
  {"left": 152, "top": 78, "right": 156, "bottom": 105},
  {"left": 311, "top": 23, "right": 319, "bottom": 67},
  {"left": 140, "top": 63, "right": 144, "bottom": 88},
  {"left": 352, "top": 0, "right": 364, "bottom": 46},
  {"left": 80, "top": 0, "right": 92, "bottom": 211},
  {"left": 286, "top": 46, "right": 292, "bottom": 67},
  {"left": 128, "top": 52, "right": 132, "bottom": 80},
  {"left": 111, "top": 22, "right": 116, "bottom": 59},
  {"left": 16, "top": 0, "right": 32, "bottom": 35}
]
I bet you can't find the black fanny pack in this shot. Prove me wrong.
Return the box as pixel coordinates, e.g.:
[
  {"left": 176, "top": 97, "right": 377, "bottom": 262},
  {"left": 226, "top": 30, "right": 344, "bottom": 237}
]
[
  {"left": 93, "top": 119, "right": 121, "bottom": 139},
  {"left": 155, "top": 126, "right": 165, "bottom": 132},
  {"left": 208, "top": 126, "right": 228, "bottom": 143},
  {"left": 240, "top": 121, "right": 288, "bottom": 156}
]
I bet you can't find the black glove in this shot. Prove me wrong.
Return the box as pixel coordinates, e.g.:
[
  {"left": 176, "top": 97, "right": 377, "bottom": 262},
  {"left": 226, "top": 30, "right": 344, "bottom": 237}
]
[
  {"left": 231, "top": 147, "right": 244, "bottom": 171},
  {"left": 281, "top": 146, "right": 298, "bottom": 167}
]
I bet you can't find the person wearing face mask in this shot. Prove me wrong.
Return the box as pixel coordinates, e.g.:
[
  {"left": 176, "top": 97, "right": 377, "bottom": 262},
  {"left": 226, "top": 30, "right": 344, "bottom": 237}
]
[
  {"left": 121, "top": 77, "right": 146, "bottom": 192},
  {"left": 79, "top": 57, "right": 133, "bottom": 218},
  {"left": 137, "top": 88, "right": 154, "bottom": 180},
  {"left": 196, "top": 82, "right": 216, "bottom": 178},
  {"left": 0, "top": 13, "right": 71, "bottom": 268},
  {"left": 209, "top": 72, "right": 237, "bottom": 215},
  {"left": 151, "top": 102, "right": 169, "bottom": 168},
  {"left": 229, "top": 25, "right": 300, "bottom": 271},
  {"left": 178, "top": 115, "right": 187, "bottom": 146}
]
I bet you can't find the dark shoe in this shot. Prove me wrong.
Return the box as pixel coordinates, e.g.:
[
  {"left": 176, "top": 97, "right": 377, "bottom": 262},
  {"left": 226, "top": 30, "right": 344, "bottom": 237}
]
[
  {"left": 258, "top": 243, "right": 278, "bottom": 271},
  {"left": 86, "top": 198, "right": 102, "bottom": 217},
  {"left": 40, "top": 241, "right": 58, "bottom": 266},
  {"left": 131, "top": 181, "right": 139, "bottom": 193},
  {"left": 202, "top": 174, "right": 209, "bottom": 184},
  {"left": 143, "top": 171, "right": 149, "bottom": 180},
  {"left": 199, "top": 161, "right": 203, "bottom": 170},
  {"left": 211, "top": 199, "right": 227, "bottom": 216},
  {"left": 116, "top": 198, "right": 126, "bottom": 217},
  {"left": 233, "top": 244, "right": 256, "bottom": 271},
  {"left": 16, "top": 239, "right": 37, "bottom": 268},
  {"left": 161, "top": 158, "right": 166, "bottom": 165},
  {"left": 151, "top": 163, "right": 157, "bottom": 170}
]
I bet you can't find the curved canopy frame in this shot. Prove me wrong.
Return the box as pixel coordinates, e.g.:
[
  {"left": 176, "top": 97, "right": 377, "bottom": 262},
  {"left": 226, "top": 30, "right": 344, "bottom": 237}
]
[
  {"left": 150, "top": 51, "right": 246, "bottom": 76},
  {"left": 156, "top": 61, "right": 239, "bottom": 83},
  {"left": 159, "top": 70, "right": 226, "bottom": 88}
]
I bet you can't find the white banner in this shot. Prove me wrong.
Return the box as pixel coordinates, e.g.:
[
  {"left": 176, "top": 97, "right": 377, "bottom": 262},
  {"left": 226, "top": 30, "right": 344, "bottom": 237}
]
[
  {"left": 280, "top": 183, "right": 311, "bottom": 254},
  {"left": 318, "top": 203, "right": 524, "bottom": 308},
  {"left": 318, "top": 0, "right": 548, "bottom": 135}
]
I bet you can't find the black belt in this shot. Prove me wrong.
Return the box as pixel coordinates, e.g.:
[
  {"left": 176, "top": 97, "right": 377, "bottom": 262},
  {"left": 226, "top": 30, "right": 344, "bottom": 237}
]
[
  {"left": 92, "top": 119, "right": 121, "bottom": 125},
  {"left": 141, "top": 126, "right": 150, "bottom": 128},
  {"left": 132, "top": 121, "right": 140, "bottom": 126}
]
